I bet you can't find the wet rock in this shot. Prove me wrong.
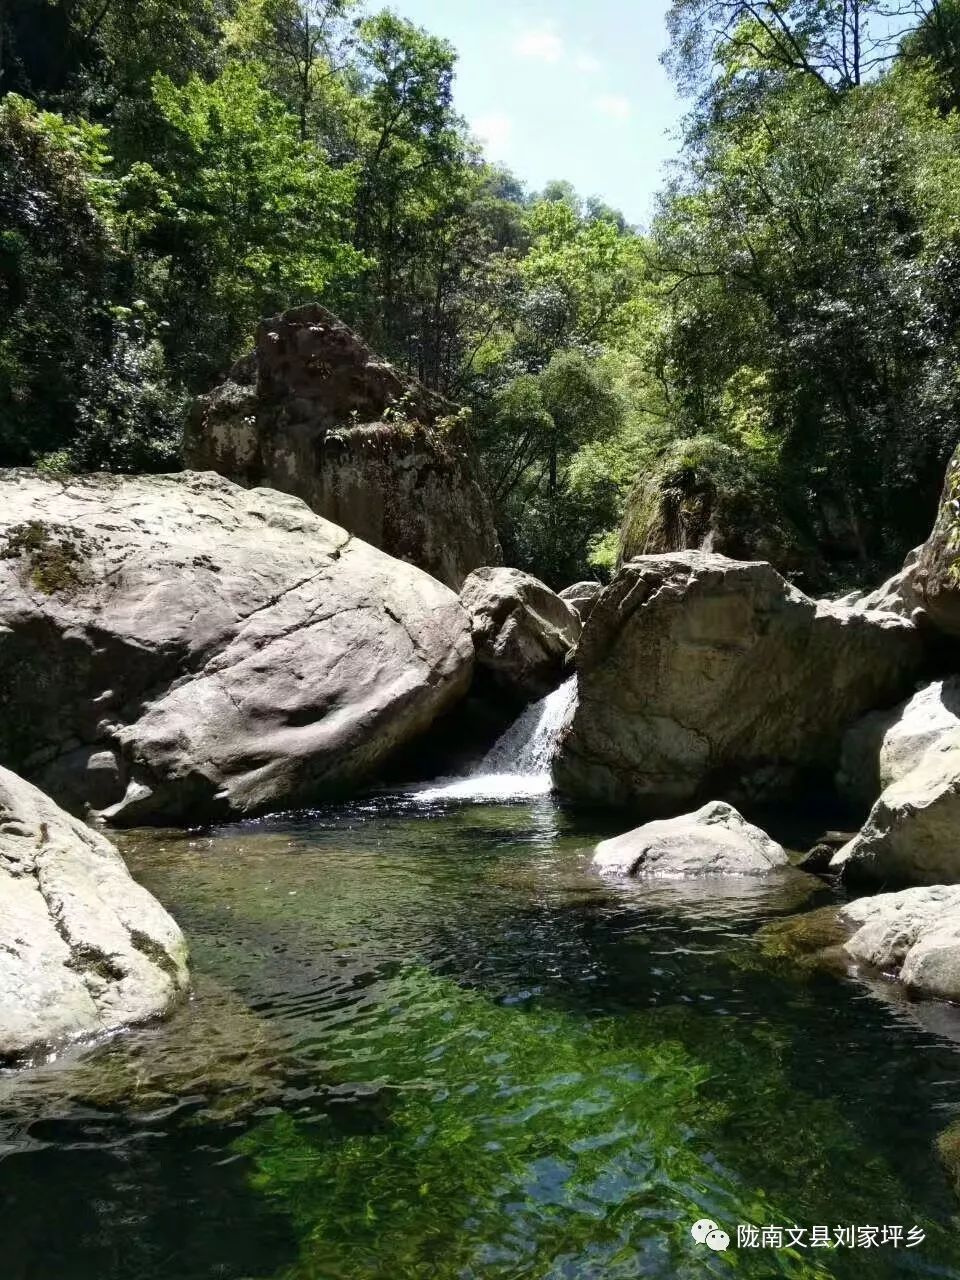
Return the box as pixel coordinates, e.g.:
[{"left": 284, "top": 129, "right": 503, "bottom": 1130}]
[
  {"left": 555, "top": 551, "right": 922, "bottom": 812},
  {"left": 840, "top": 885, "right": 960, "bottom": 1000},
  {"left": 184, "top": 304, "right": 500, "bottom": 589},
  {"left": 0, "top": 766, "right": 188, "bottom": 1062},
  {"left": 0, "top": 470, "right": 473, "bottom": 823},
  {"left": 460, "top": 566, "right": 580, "bottom": 703},
  {"left": 592, "top": 800, "right": 789, "bottom": 878},
  {"left": 754, "top": 905, "right": 852, "bottom": 975},
  {"left": 795, "top": 832, "right": 852, "bottom": 876}
]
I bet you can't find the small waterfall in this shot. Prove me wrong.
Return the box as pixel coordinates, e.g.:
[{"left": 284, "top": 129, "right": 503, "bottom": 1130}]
[{"left": 412, "top": 676, "right": 577, "bottom": 803}]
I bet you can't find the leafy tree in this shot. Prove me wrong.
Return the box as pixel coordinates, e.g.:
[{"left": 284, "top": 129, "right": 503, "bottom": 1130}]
[
  {"left": 127, "top": 60, "right": 365, "bottom": 385},
  {"left": 0, "top": 93, "right": 182, "bottom": 468}
]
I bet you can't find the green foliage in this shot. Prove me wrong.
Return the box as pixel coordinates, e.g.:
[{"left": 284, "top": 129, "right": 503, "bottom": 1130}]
[
  {"left": 0, "top": 93, "right": 184, "bottom": 470},
  {"left": 133, "top": 60, "right": 365, "bottom": 385},
  {"left": 475, "top": 351, "right": 628, "bottom": 586},
  {"left": 3, "top": 0, "right": 960, "bottom": 586},
  {"left": 642, "top": 12, "right": 960, "bottom": 580}
]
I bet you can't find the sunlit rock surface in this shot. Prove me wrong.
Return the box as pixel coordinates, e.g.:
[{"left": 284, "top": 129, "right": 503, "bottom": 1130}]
[
  {"left": 0, "top": 470, "right": 473, "bottom": 823},
  {"left": 0, "top": 766, "right": 188, "bottom": 1061}
]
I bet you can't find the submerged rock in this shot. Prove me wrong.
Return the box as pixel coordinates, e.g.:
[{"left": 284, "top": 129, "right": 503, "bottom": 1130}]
[
  {"left": 0, "top": 972, "right": 279, "bottom": 1121},
  {"left": 0, "top": 766, "right": 188, "bottom": 1062},
  {"left": 555, "top": 551, "right": 922, "bottom": 813},
  {"left": 841, "top": 885, "right": 960, "bottom": 1000},
  {"left": 184, "top": 304, "right": 500, "bottom": 589},
  {"left": 0, "top": 470, "right": 473, "bottom": 823},
  {"left": 460, "top": 566, "right": 580, "bottom": 703},
  {"left": 831, "top": 743, "right": 960, "bottom": 886},
  {"left": 592, "top": 800, "right": 789, "bottom": 878},
  {"left": 838, "top": 679, "right": 960, "bottom": 811}
]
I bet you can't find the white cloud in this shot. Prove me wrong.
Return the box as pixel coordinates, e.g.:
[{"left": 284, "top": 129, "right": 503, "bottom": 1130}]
[
  {"left": 473, "top": 112, "right": 514, "bottom": 156},
  {"left": 512, "top": 23, "right": 564, "bottom": 63},
  {"left": 595, "top": 93, "right": 632, "bottom": 121},
  {"left": 574, "top": 52, "right": 602, "bottom": 74}
]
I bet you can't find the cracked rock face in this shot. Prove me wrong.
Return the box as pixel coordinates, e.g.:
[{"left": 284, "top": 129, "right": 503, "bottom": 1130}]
[
  {"left": 0, "top": 470, "right": 473, "bottom": 824},
  {"left": 554, "top": 552, "right": 922, "bottom": 813},
  {"left": 184, "top": 304, "right": 501, "bottom": 590},
  {"left": 0, "top": 765, "right": 188, "bottom": 1061}
]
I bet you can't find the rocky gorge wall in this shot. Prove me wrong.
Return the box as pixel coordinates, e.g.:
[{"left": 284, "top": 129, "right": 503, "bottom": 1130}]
[{"left": 184, "top": 304, "right": 501, "bottom": 590}]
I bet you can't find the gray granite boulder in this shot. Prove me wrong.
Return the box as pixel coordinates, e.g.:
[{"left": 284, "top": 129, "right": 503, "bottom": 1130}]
[
  {"left": 460, "top": 566, "right": 580, "bottom": 703},
  {"left": 832, "top": 742, "right": 960, "bottom": 886},
  {"left": 0, "top": 470, "right": 473, "bottom": 824},
  {"left": 838, "top": 679, "right": 960, "bottom": 810},
  {"left": 841, "top": 885, "right": 960, "bottom": 1000},
  {"left": 555, "top": 552, "right": 922, "bottom": 812},
  {"left": 0, "top": 766, "right": 188, "bottom": 1061},
  {"left": 592, "top": 800, "right": 789, "bottom": 878}
]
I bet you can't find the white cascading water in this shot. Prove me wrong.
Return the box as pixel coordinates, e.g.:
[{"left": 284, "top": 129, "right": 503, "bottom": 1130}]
[{"left": 412, "top": 675, "right": 577, "bottom": 803}]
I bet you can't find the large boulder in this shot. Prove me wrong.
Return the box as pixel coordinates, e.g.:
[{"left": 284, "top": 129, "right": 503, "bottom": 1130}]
[
  {"left": 831, "top": 742, "right": 960, "bottom": 886},
  {"left": 184, "top": 304, "right": 500, "bottom": 589},
  {"left": 837, "top": 679, "right": 960, "bottom": 810},
  {"left": 460, "top": 566, "right": 581, "bottom": 703},
  {"left": 0, "top": 765, "right": 188, "bottom": 1061},
  {"left": 0, "top": 471, "right": 473, "bottom": 824},
  {"left": 617, "top": 437, "right": 822, "bottom": 585},
  {"left": 555, "top": 552, "right": 922, "bottom": 812},
  {"left": 840, "top": 886, "right": 960, "bottom": 1001},
  {"left": 593, "top": 801, "right": 789, "bottom": 878}
]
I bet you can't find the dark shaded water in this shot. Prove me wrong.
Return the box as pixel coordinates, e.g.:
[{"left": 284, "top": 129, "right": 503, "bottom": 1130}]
[{"left": 3, "top": 796, "right": 960, "bottom": 1279}]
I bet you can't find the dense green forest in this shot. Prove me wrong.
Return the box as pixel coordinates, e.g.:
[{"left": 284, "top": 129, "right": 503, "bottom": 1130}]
[{"left": 3, "top": 0, "right": 960, "bottom": 586}]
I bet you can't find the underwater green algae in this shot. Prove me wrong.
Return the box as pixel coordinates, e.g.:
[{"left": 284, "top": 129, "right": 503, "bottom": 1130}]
[
  {"left": 238, "top": 968, "right": 834, "bottom": 1280},
  {"left": 7, "top": 803, "right": 957, "bottom": 1280}
]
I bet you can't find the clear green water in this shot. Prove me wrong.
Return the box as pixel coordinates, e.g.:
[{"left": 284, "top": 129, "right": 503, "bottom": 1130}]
[{"left": 2, "top": 796, "right": 960, "bottom": 1279}]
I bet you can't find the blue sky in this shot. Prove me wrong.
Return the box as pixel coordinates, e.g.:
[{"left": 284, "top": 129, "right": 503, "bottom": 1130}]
[{"left": 388, "top": 1, "right": 686, "bottom": 227}]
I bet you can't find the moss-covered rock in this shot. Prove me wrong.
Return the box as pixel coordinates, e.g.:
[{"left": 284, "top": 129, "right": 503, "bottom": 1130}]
[{"left": 617, "top": 437, "right": 817, "bottom": 582}]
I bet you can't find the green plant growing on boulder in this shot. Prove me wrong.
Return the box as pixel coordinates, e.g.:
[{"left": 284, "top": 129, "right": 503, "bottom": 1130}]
[{"left": 0, "top": 521, "right": 91, "bottom": 595}]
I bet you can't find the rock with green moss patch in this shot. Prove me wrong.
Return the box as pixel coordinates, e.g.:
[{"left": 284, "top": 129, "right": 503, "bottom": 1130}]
[
  {"left": 0, "top": 470, "right": 474, "bottom": 823},
  {"left": 617, "top": 437, "right": 819, "bottom": 583}
]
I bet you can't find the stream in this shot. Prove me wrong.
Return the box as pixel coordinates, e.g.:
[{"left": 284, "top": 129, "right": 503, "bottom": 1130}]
[{"left": 3, "top": 692, "right": 960, "bottom": 1278}]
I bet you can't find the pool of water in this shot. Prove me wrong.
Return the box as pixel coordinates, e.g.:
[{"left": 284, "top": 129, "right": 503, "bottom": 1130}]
[{"left": 3, "top": 795, "right": 960, "bottom": 1279}]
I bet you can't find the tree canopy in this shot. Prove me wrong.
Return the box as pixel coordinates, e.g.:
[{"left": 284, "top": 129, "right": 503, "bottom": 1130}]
[{"left": 3, "top": 0, "right": 960, "bottom": 585}]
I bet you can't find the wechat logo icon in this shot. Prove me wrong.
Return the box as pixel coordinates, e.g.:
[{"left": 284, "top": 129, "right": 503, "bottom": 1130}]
[{"left": 691, "top": 1218, "right": 730, "bottom": 1251}]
